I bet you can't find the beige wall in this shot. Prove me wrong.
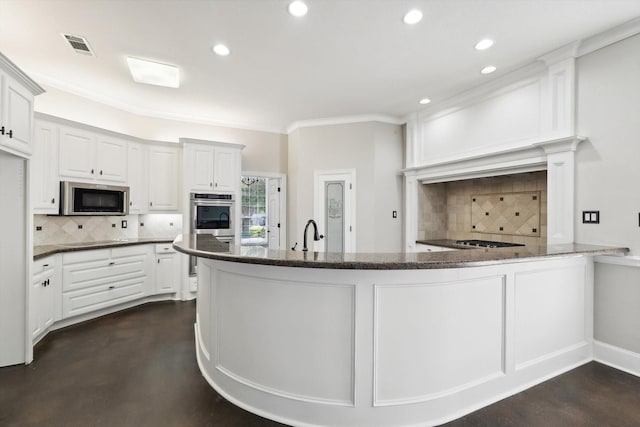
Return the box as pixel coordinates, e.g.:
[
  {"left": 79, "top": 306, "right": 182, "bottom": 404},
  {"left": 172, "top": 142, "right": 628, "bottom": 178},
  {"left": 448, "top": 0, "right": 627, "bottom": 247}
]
[
  {"left": 288, "top": 122, "right": 404, "bottom": 252},
  {"left": 35, "top": 85, "right": 288, "bottom": 174}
]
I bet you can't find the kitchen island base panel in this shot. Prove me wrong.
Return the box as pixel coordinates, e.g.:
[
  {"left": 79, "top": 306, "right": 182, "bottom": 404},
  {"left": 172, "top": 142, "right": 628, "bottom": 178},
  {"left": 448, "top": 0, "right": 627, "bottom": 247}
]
[{"left": 195, "top": 256, "right": 592, "bottom": 427}]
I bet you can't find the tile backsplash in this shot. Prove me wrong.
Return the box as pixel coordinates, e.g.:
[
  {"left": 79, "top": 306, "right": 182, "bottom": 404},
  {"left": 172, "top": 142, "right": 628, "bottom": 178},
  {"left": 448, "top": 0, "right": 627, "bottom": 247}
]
[
  {"left": 34, "top": 213, "right": 183, "bottom": 246},
  {"left": 418, "top": 171, "right": 547, "bottom": 246}
]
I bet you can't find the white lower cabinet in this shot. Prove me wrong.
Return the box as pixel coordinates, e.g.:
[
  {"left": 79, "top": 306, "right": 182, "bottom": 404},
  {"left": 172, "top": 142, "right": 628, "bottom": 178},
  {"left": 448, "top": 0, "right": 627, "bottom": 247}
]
[
  {"left": 30, "top": 255, "right": 60, "bottom": 341},
  {"left": 61, "top": 245, "right": 152, "bottom": 319},
  {"left": 155, "top": 244, "right": 180, "bottom": 294},
  {"left": 31, "top": 243, "right": 180, "bottom": 345}
]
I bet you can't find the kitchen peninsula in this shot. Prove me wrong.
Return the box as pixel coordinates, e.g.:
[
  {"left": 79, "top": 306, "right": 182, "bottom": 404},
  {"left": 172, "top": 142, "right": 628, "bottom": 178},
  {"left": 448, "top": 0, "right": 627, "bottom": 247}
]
[{"left": 174, "top": 234, "right": 627, "bottom": 427}]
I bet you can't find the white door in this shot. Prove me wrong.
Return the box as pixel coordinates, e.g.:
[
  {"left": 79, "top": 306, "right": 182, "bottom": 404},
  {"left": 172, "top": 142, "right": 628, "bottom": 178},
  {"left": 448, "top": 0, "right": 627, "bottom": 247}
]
[
  {"left": 314, "top": 170, "right": 356, "bottom": 253},
  {"left": 267, "top": 178, "right": 281, "bottom": 249}
]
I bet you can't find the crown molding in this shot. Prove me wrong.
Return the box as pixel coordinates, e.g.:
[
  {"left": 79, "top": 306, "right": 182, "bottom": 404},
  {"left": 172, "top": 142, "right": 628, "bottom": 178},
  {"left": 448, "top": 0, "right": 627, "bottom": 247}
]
[
  {"left": 578, "top": 16, "right": 640, "bottom": 57},
  {"left": 286, "top": 114, "right": 405, "bottom": 134},
  {"left": 31, "top": 73, "right": 286, "bottom": 135},
  {"left": 0, "top": 52, "right": 45, "bottom": 95}
]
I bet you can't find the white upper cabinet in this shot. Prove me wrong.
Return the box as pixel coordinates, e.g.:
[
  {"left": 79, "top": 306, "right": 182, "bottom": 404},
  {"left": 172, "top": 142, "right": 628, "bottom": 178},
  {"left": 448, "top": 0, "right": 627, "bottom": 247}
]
[
  {"left": 0, "top": 53, "right": 43, "bottom": 157},
  {"left": 1, "top": 73, "right": 34, "bottom": 156},
  {"left": 190, "top": 145, "right": 215, "bottom": 191},
  {"left": 148, "top": 144, "right": 180, "bottom": 211},
  {"left": 32, "top": 121, "right": 60, "bottom": 214},
  {"left": 213, "top": 146, "right": 238, "bottom": 192},
  {"left": 58, "top": 126, "right": 126, "bottom": 183},
  {"left": 127, "top": 142, "right": 148, "bottom": 214},
  {"left": 96, "top": 135, "right": 127, "bottom": 182},
  {"left": 183, "top": 140, "right": 242, "bottom": 194}
]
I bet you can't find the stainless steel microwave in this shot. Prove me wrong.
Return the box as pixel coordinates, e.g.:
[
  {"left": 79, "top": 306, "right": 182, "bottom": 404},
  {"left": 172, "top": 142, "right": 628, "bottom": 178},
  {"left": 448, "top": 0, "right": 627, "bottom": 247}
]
[{"left": 59, "top": 181, "right": 129, "bottom": 216}]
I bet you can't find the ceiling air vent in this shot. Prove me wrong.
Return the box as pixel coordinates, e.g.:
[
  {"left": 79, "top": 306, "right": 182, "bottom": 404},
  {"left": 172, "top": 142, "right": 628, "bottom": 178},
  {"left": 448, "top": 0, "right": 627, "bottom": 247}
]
[{"left": 62, "top": 34, "right": 95, "bottom": 56}]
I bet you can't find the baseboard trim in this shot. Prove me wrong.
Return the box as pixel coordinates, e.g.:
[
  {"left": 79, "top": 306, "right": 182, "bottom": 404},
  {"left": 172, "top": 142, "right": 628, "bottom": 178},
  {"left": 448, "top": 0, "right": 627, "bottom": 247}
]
[{"left": 593, "top": 340, "right": 640, "bottom": 378}]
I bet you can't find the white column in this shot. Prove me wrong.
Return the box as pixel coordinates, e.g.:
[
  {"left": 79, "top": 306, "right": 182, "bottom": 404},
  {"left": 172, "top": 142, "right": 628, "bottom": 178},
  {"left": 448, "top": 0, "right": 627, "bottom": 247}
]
[
  {"left": 535, "top": 137, "right": 584, "bottom": 245},
  {"left": 404, "top": 173, "right": 418, "bottom": 251}
]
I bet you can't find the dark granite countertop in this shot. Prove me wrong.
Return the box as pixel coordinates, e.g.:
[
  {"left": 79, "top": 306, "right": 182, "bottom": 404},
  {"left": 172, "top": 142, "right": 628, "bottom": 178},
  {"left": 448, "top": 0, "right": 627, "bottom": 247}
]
[
  {"left": 173, "top": 234, "right": 629, "bottom": 270},
  {"left": 34, "top": 238, "right": 175, "bottom": 260}
]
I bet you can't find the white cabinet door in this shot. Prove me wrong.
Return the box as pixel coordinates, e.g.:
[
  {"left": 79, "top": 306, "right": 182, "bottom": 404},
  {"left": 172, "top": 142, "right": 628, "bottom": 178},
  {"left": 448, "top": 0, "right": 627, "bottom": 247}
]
[
  {"left": 0, "top": 72, "right": 35, "bottom": 156},
  {"left": 213, "top": 147, "right": 238, "bottom": 192},
  {"left": 32, "top": 121, "right": 59, "bottom": 214},
  {"left": 155, "top": 244, "right": 179, "bottom": 294},
  {"left": 190, "top": 145, "right": 214, "bottom": 192},
  {"left": 96, "top": 136, "right": 127, "bottom": 183},
  {"left": 58, "top": 126, "right": 96, "bottom": 180},
  {"left": 148, "top": 145, "right": 179, "bottom": 211},
  {"left": 30, "top": 257, "right": 56, "bottom": 341},
  {"left": 127, "top": 142, "right": 148, "bottom": 214}
]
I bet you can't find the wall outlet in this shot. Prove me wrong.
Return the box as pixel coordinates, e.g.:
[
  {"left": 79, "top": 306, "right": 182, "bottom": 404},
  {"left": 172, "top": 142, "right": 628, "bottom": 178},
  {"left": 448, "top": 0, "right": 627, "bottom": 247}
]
[
  {"left": 392, "top": 210, "right": 397, "bottom": 218},
  {"left": 121, "top": 220, "right": 128, "bottom": 229},
  {"left": 582, "top": 211, "right": 600, "bottom": 224}
]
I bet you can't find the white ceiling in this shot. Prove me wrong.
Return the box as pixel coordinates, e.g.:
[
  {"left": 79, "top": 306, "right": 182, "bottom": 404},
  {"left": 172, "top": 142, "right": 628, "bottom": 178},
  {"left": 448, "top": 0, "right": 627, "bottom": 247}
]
[{"left": 2, "top": 0, "right": 640, "bottom": 134}]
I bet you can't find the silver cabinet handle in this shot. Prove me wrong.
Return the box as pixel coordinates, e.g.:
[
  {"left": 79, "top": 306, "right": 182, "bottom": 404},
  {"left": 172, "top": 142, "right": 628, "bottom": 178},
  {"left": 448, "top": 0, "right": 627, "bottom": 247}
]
[
  {"left": 108, "top": 285, "right": 115, "bottom": 289},
  {"left": 51, "top": 198, "right": 55, "bottom": 204},
  {"left": 109, "top": 261, "right": 115, "bottom": 265}
]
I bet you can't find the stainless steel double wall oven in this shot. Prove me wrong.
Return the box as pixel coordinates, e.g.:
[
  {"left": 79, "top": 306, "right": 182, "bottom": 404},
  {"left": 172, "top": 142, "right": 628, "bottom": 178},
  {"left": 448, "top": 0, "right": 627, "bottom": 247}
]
[{"left": 189, "top": 193, "right": 235, "bottom": 275}]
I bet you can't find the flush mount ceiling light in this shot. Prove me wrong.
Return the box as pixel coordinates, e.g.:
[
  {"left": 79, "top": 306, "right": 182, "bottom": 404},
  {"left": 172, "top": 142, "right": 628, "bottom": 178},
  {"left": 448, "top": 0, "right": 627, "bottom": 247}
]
[
  {"left": 475, "top": 38, "right": 494, "bottom": 50},
  {"left": 481, "top": 65, "right": 497, "bottom": 75},
  {"left": 403, "top": 9, "right": 423, "bottom": 25},
  {"left": 288, "top": 1, "right": 308, "bottom": 17},
  {"left": 419, "top": 98, "right": 431, "bottom": 105},
  {"left": 126, "top": 57, "right": 179, "bottom": 88},
  {"left": 212, "top": 44, "right": 231, "bottom": 56}
]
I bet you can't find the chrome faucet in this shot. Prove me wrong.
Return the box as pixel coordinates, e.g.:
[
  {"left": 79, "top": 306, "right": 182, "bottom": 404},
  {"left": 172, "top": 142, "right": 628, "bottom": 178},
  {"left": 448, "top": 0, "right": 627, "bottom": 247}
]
[{"left": 302, "top": 219, "right": 323, "bottom": 252}]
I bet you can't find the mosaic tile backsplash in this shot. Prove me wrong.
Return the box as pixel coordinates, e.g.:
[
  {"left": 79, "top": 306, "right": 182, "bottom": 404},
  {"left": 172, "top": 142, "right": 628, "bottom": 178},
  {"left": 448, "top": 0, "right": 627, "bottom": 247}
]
[
  {"left": 471, "top": 191, "right": 541, "bottom": 237},
  {"left": 418, "top": 171, "right": 547, "bottom": 246},
  {"left": 34, "top": 214, "right": 183, "bottom": 246}
]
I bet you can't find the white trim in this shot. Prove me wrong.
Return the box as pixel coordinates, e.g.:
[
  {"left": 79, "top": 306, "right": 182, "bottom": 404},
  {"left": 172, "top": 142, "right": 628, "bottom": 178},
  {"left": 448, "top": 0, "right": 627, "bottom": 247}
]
[
  {"left": 578, "top": 16, "right": 640, "bottom": 57},
  {"left": 314, "top": 169, "right": 357, "bottom": 253},
  {"left": 0, "top": 52, "right": 45, "bottom": 95},
  {"left": 593, "top": 340, "right": 640, "bottom": 378},
  {"left": 594, "top": 255, "right": 640, "bottom": 268},
  {"left": 287, "top": 114, "right": 404, "bottom": 134},
  {"left": 240, "top": 171, "right": 288, "bottom": 250},
  {"left": 179, "top": 137, "right": 245, "bottom": 150}
]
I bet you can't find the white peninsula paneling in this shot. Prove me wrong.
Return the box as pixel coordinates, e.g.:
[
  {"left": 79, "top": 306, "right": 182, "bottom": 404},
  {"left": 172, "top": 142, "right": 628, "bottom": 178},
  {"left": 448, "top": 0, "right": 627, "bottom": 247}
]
[
  {"left": 514, "top": 264, "right": 587, "bottom": 369},
  {"left": 374, "top": 276, "right": 505, "bottom": 405},
  {"left": 214, "top": 269, "right": 355, "bottom": 405}
]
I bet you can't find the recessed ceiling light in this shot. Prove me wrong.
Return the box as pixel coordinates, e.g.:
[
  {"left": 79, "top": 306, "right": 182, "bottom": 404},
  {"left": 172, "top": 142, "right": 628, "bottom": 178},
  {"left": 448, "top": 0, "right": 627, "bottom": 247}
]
[
  {"left": 403, "top": 9, "right": 423, "bottom": 25},
  {"left": 481, "top": 65, "right": 497, "bottom": 75},
  {"left": 419, "top": 98, "right": 431, "bottom": 105},
  {"left": 126, "top": 57, "right": 179, "bottom": 88},
  {"left": 212, "top": 44, "right": 231, "bottom": 56},
  {"left": 288, "top": 1, "right": 308, "bottom": 17},
  {"left": 475, "top": 39, "right": 494, "bottom": 50}
]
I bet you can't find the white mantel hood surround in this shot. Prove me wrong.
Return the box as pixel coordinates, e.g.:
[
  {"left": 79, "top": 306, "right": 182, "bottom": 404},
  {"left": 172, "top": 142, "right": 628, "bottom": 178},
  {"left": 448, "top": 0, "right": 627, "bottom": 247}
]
[{"left": 403, "top": 45, "right": 585, "bottom": 249}]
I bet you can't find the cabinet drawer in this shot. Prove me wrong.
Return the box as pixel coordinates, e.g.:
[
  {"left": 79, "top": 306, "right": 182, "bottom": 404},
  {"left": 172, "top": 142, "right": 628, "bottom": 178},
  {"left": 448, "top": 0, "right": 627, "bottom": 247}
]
[
  {"left": 62, "top": 277, "right": 146, "bottom": 319},
  {"left": 112, "top": 244, "right": 149, "bottom": 258},
  {"left": 63, "top": 248, "right": 110, "bottom": 264},
  {"left": 33, "top": 255, "right": 56, "bottom": 275},
  {"left": 63, "top": 255, "right": 149, "bottom": 292},
  {"left": 155, "top": 243, "right": 175, "bottom": 254}
]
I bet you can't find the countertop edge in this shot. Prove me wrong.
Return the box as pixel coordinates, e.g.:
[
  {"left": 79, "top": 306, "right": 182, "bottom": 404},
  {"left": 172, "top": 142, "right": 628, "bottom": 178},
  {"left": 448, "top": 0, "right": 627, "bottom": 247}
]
[
  {"left": 172, "top": 237, "right": 629, "bottom": 270},
  {"left": 34, "top": 238, "right": 175, "bottom": 261}
]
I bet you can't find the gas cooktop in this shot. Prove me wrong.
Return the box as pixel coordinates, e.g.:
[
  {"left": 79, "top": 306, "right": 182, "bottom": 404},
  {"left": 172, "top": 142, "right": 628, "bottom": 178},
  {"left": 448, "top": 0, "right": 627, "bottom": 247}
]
[{"left": 455, "top": 239, "right": 525, "bottom": 248}]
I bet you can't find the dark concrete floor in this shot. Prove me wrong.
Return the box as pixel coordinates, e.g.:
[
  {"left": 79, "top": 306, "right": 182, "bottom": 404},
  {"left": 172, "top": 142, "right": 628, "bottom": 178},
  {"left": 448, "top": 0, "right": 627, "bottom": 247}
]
[{"left": 1, "top": 301, "right": 640, "bottom": 427}]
